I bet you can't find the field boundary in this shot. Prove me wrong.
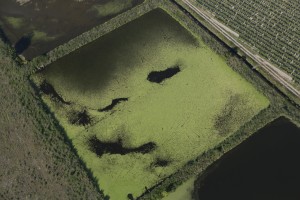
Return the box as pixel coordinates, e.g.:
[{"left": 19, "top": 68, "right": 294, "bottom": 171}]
[
  {"left": 25, "top": 0, "right": 159, "bottom": 75},
  {"left": 24, "top": 0, "right": 300, "bottom": 199},
  {"left": 0, "top": 41, "right": 105, "bottom": 199},
  {"left": 172, "top": 0, "right": 300, "bottom": 106},
  {"left": 182, "top": 0, "right": 300, "bottom": 99}
]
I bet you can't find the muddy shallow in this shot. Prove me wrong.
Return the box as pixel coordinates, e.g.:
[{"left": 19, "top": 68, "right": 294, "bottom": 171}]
[
  {"left": 195, "top": 117, "right": 300, "bottom": 200},
  {"left": 0, "top": 0, "right": 143, "bottom": 59}
]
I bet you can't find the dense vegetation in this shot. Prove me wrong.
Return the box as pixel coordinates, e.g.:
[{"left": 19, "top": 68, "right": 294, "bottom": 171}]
[
  {"left": 195, "top": 0, "right": 300, "bottom": 83},
  {"left": 0, "top": 42, "right": 104, "bottom": 198}
]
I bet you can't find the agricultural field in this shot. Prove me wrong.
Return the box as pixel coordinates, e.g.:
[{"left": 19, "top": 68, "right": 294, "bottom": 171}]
[
  {"left": 195, "top": 0, "right": 300, "bottom": 83},
  {"left": 32, "top": 8, "right": 269, "bottom": 199},
  {"left": 0, "top": 0, "right": 144, "bottom": 59}
]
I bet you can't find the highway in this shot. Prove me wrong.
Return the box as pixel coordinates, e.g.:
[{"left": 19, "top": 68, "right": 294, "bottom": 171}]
[{"left": 183, "top": 0, "right": 300, "bottom": 98}]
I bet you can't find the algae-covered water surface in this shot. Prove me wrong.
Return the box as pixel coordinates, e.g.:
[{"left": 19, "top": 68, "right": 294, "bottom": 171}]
[
  {"left": 0, "top": 0, "right": 143, "bottom": 59},
  {"left": 33, "top": 9, "right": 269, "bottom": 199}
]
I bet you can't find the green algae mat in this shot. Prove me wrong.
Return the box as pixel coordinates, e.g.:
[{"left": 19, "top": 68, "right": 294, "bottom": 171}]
[
  {"left": 0, "top": 0, "right": 143, "bottom": 59},
  {"left": 32, "top": 9, "right": 269, "bottom": 200}
]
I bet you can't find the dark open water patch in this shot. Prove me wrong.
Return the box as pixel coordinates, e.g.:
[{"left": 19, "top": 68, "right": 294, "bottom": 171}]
[
  {"left": 40, "top": 80, "right": 70, "bottom": 105},
  {"left": 41, "top": 9, "right": 197, "bottom": 98},
  {"left": 87, "top": 135, "right": 156, "bottom": 157},
  {"left": 195, "top": 117, "right": 300, "bottom": 200},
  {"left": 14, "top": 32, "right": 33, "bottom": 54},
  {"left": 147, "top": 66, "right": 180, "bottom": 83},
  {"left": 99, "top": 98, "right": 128, "bottom": 112},
  {"left": 0, "top": 0, "right": 145, "bottom": 59}
]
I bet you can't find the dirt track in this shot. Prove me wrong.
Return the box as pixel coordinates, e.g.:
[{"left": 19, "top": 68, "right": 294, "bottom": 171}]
[{"left": 183, "top": 0, "right": 300, "bottom": 98}]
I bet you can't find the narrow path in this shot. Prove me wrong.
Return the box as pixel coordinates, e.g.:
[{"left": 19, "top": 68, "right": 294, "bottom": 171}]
[{"left": 183, "top": 0, "right": 300, "bottom": 98}]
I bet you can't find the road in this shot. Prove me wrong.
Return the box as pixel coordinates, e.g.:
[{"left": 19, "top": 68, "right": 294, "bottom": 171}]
[{"left": 183, "top": 0, "right": 300, "bottom": 98}]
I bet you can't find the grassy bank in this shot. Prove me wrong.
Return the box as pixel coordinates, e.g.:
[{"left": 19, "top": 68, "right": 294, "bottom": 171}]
[{"left": 0, "top": 40, "right": 104, "bottom": 199}]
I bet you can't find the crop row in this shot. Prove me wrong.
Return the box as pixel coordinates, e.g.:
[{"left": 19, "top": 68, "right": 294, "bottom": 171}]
[{"left": 197, "top": 0, "right": 300, "bottom": 83}]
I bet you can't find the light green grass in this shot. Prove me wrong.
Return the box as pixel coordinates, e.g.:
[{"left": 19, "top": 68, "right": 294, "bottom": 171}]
[
  {"left": 4, "top": 16, "right": 24, "bottom": 29},
  {"left": 92, "top": 0, "right": 134, "bottom": 17},
  {"left": 34, "top": 9, "right": 269, "bottom": 200}
]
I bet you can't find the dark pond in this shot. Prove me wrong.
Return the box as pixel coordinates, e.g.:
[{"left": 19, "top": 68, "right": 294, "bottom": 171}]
[
  {"left": 0, "top": 0, "right": 144, "bottom": 59},
  {"left": 147, "top": 66, "right": 181, "bottom": 83},
  {"left": 99, "top": 97, "right": 129, "bottom": 112},
  {"left": 195, "top": 117, "right": 300, "bottom": 200},
  {"left": 87, "top": 135, "right": 156, "bottom": 157}
]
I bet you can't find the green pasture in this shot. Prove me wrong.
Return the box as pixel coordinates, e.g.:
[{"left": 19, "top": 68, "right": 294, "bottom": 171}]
[{"left": 33, "top": 9, "right": 269, "bottom": 199}]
